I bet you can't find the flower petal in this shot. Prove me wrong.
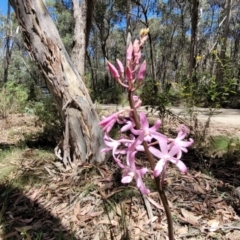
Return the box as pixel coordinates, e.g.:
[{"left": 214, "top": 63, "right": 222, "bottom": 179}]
[
  {"left": 121, "top": 121, "right": 133, "bottom": 132},
  {"left": 148, "top": 146, "right": 164, "bottom": 159},
  {"left": 153, "top": 159, "right": 165, "bottom": 177},
  {"left": 121, "top": 175, "right": 133, "bottom": 184},
  {"left": 136, "top": 172, "right": 150, "bottom": 195},
  {"left": 175, "top": 160, "right": 187, "bottom": 174}
]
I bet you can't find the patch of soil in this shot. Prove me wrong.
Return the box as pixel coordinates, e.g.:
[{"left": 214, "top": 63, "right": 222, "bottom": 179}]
[{"left": 0, "top": 114, "right": 40, "bottom": 145}]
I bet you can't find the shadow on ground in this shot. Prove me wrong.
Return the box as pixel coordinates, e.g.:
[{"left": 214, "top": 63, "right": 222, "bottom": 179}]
[{"left": 0, "top": 183, "right": 78, "bottom": 240}]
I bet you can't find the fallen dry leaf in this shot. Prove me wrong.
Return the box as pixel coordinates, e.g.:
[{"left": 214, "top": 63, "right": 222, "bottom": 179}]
[
  {"left": 89, "top": 211, "right": 103, "bottom": 217},
  {"left": 176, "top": 225, "right": 188, "bottom": 235},
  {"left": 15, "top": 226, "right": 32, "bottom": 232},
  {"left": 226, "top": 230, "right": 240, "bottom": 240},
  {"left": 19, "top": 218, "right": 33, "bottom": 223},
  {"left": 180, "top": 208, "right": 201, "bottom": 226},
  {"left": 146, "top": 196, "right": 164, "bottom": 210},
  {"left": 73, "top": 201, "right": 80, "bottom": 216},
  {"left": 207, "top": 219, "right": 220, "bottom": 232},
  {"left": 194, "top": 184, "right": 206, "bottom": 194},
  {"left": 3, "top": 231, "right": 18, "bottom": 239}
]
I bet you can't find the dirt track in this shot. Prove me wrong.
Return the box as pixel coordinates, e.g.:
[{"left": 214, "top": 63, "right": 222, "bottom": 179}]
[{"left": 100, "top": 104, "right": 240, "bottom": 137}]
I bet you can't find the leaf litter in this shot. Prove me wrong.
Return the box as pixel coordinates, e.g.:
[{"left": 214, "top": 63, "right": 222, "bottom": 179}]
[{"left": 1, "top": 113, "right": 240, "bottom": 239}]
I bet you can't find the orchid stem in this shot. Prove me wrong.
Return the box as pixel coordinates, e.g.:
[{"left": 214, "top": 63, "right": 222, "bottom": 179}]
[{"left": 128, "top": 90, "right": 174, "bottom": 240}]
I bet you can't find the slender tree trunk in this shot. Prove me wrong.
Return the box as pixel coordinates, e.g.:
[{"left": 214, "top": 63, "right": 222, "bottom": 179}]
[
  {"left": 86, "top": 51, "right": 96, "bottom": 92},
  {"left": 216, "top": 0, "right": 232, "bottom": 83},
  {"left": 189, "top": 0, "right": 199, "bottom": 83},
  {"left": 10, "top": 0, "right": 105, "bottom": 164},
  {"left": 126, "top": 0, "right": 132, "bottom": 49},
  {"left": 3, "top": 1, "right": 12, "bottom": 83}
]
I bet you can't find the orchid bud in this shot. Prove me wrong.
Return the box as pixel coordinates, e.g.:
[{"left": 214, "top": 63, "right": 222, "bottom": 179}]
[
  {"left": 126, "top": 41, "right": 133, "bottom": 62},
  {"left": 126, "top": 66, "right": 133, "bottom": 81},
  {"left": 133, "top": 39, "right": 140, "bottom": 58},
  {"left": 134, "top": 98, "right": 142, "bottom": 108},
  {"left": 135, "top": 51, "right": 141, "bottom": 65},
  {"left": 116, "top": 59, "right": 124, "bottom": 76},
  {"left": 107, "top": 60, "right": 120, "bottom": 79},
  {"left": 140, "top": 28, "right": 149, "bottom": 37},
  {"left": 140, "top": 35, "right": 148, "bottom": 46},
  {"left": 133, "top": 95, "right": 139, "bottom": 101},
  {"left": 137, "top": 61, "right": 146, "bottom": 82}
]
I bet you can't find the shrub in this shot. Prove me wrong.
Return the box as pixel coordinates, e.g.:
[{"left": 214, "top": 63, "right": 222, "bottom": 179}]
[
  {"left": 33, "top": 96, "right": 64, "bottom": 145},
  {"left": 0, "top": 81, "right": 28, "bottom": 118}
]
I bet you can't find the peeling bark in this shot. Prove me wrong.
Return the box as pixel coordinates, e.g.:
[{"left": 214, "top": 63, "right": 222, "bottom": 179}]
[{"left": 10, "top": 0, "right": 105, "bottom": 164}]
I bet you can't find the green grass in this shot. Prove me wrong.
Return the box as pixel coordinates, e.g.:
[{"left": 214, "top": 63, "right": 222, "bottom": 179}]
[
  {"left": 0, "top": 147, "right": 23, "bottom": 182},
  {"left": 0, "top": 147, "right": 55, "bottom": 187},
  {"left": 210, "top": 135, "right": 240, "bottom": 152}
]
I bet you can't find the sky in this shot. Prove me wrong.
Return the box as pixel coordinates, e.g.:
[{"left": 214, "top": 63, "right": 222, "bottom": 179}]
[{"left": 0, "top": 1, "right": 9, "bottom": 15}]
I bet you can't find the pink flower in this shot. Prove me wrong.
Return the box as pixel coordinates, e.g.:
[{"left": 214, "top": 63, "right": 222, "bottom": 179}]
[
  {"left": 121, "top": 120, "right": 134, "bottom": 132},
  {"left": 121, "top": 151, "right": 150, "bottom": 195},
  {"left": 99, "top": 111, "right": 123, "bottom": 133},
  {"left": 130, "top": 112, "right": 167, "bottom": 147},
  {"left": 101, "top": 133, "right": 132, "bottom": 167},
  {"left": 169, "top": 125, "right": 194, "bottom": 158},
  {"left": 149, "top": 141, "right": 187, "bottom": 179}
]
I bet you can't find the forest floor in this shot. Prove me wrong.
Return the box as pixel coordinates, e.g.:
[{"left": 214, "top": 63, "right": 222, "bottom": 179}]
[{"left": 1, "top": 106, "right": 240, "bottom": 240}]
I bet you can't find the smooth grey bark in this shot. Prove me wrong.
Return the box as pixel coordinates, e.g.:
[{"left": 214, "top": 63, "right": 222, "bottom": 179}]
[
  {"left": 71, "top": 0, "right": 94, "bottom": 77},
  {"left": 10, "top": 0, "right": 105, "bottom": 164}
]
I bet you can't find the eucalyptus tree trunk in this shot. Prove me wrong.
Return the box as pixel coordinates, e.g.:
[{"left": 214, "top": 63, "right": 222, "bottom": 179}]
[{"left": 9, "top": 0, "right": 105, "bottom": 164}]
